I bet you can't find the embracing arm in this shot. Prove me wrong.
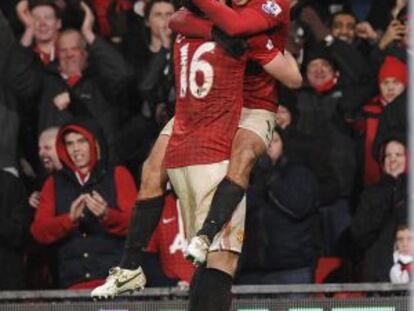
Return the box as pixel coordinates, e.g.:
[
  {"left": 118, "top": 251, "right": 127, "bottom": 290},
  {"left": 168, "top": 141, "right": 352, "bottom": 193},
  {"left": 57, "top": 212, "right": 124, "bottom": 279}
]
[
  {"left": 263, "top": 50, "right": 302, "bottom": 89},
  {"left": 191, "top": 0, "right": 285, "bottom": 36},
  {"left": 169, "top": 8, "right": 212, "bottom": 39}
]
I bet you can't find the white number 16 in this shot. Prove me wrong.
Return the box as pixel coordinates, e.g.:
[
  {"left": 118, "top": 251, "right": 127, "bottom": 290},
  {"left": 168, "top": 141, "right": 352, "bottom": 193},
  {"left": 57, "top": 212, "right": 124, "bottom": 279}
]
[{"left": 179, "top": 42, "right": 215, "bottom": 99}]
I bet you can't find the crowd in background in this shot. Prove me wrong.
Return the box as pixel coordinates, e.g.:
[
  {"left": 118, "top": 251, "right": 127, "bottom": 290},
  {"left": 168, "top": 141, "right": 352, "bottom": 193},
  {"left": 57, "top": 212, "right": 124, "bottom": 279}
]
[{"left": 0, "top": 0, "right": 409, "bottom": 291}]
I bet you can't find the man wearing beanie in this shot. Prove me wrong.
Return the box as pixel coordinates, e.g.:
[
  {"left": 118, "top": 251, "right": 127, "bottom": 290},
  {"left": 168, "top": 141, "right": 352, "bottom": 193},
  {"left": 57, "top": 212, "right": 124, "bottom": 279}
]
[{"left": 360, "top": 55, "right": 407, "bottom": 186}]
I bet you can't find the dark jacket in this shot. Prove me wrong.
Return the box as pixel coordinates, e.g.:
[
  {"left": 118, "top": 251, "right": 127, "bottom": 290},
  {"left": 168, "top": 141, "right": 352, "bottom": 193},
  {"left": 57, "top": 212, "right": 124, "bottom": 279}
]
[
  {"left": 295, "top": 86, "right": 357, "bottom": 197},
  {"left": 25, "top": 36, "right": 133, "bottom": 162},
  {"left": 351, "top": 173, "right": 407, "bottom": 282},
  {"left": 31, "top": 119, "right": 137, "bottom": 288},
  {"left": 0, "top": 170, "right": 28, "bottom": 290},
  {"left": 0, "top": 11, "right": 39, "bottom": 169},
  {"left": 372, "top": 91, "right": 407, "bottom": 161},
  {"left": 240, "top": 155, "right": 320, "bottom": 273}
]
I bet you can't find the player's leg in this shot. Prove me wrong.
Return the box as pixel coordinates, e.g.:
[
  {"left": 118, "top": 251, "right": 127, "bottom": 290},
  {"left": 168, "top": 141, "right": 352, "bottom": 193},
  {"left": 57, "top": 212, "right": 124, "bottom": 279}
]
[
  {"left": 119, "top": 133, "right": 170, "bottom": 269},
  {"left": 91, "top": 120, "right": 173, "bottom": 298},
  {"left": 189, "top": 251, "right": 237, "bottom": 311},
  {"left": 171, "top": 162, "right": 244, "bottom": 311},
  {"left": 186, "top": 109, "right": 275, "bottom": 264}
]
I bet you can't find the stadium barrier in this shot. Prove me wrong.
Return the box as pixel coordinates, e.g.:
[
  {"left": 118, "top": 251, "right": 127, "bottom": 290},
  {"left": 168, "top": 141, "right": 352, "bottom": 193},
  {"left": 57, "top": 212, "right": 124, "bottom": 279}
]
[{"left": 0, "top": 283, "right": 410, "bottom": 311}]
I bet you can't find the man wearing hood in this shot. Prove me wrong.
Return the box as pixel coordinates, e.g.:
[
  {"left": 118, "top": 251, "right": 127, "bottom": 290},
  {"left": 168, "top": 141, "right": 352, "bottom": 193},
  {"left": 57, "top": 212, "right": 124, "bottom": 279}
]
[{"left": 31, "top": 118, "right": 137, "bottom": 289}]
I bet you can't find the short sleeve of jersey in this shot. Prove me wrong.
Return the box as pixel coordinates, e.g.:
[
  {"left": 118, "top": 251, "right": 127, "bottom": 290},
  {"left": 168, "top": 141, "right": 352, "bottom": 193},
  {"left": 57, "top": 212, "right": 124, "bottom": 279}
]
[
  {"left": 248, "top": 0, "right": 289, "bottom": 28},
  {"left": 247, "top": 33, "right": 280, "bottom": 66}
]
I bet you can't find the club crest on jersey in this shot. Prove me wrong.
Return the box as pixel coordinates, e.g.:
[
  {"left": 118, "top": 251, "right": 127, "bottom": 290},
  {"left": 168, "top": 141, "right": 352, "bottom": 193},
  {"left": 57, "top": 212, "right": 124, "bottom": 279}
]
[
  {"left": 262, "top": 0, "right": 282, "bottom": 18},
  {"left": 266, "top": 39, "right": 274, "bottom": 50}
]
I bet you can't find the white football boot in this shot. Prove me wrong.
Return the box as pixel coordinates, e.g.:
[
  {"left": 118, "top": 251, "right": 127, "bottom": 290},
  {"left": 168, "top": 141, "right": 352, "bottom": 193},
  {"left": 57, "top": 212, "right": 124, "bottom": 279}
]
[{"left": 90, "top": 266, "right": 146, "bottom": 299}]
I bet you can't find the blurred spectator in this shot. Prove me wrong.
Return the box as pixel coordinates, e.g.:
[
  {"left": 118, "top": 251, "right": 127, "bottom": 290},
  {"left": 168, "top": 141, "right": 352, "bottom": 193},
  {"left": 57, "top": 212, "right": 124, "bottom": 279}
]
[
  {"left": 94, "top": 0, "right": 133, "bottom": 39},
  {"left": 30, "top": 118, "right": 137, "bottom": 289},
  {"left": 115, "top": 0, "right": 176, "bottom": 178},
  {"left": 296, "top": 45, "right": 357, "bottom": 256},
  {"left": 124, "top": 0, "right": 176, "bottom": 124},
  {"left": 2, "top": 5, "right": 34, "bottom": 270},
  {"left": 276, "top": 102, "right": 340, "bottom": 209},
  {"left": 360, "top": 56, "right": 407, "bottom": 186},
  {"left": 365, "top": 0, "right": 407, "bottom": 33},
  {"left": 372, "top": 90, "right": 407, "bottom": 162},
  {"left": 389, "top": 224, "right": 413, "bottom": 284},
  {"left": 17, "top": 0, "right": 61, "bottom": 65},
  {"left": 237, "top": 127, "right": 320, "bottom": 290},
  {"left": 350, "top": 134, "right": 407, "bottom": 282},
  {"left": 20, "top": 1, "right": 133, "bottom": 163},
  {"left": 26, "top": 127, "right": 61, "bottom": 289},
  {"left": 0, "top": 8, "right": 39, "bottom": 175},
  {"left": 28, "top": 127, "right": 62, "bottom": 209},
  {"left": 143, "top": 191, "right": 195, "bottom": 287},
  {"left": 0, "top": 169, "right": 29, "bottom": 290},
  {"left": 370, "top": 5, "right": 407, "bottom": 68}
]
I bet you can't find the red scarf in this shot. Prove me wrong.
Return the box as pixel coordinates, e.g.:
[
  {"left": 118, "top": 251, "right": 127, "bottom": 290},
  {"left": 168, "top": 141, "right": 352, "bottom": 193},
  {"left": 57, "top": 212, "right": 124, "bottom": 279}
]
[
  {"left": 66, "top": 75, "right": 81, "bottom": 88},
  {"left": 33, "top": 45, "right": 54, "bottom": 65},
  {"left": 312, "top": 77, "right": 337, "bottom": 95}
]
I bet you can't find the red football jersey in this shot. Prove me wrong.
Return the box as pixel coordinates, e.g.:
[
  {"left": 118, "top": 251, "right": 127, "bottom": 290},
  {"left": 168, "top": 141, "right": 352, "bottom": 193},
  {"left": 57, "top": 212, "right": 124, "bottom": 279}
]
[
  {"left": 249, "top": 0, "right": 290, "bottom": 48},
  {"left": 242, "top": 0, "right": 290, "bottom": 112},
  {"left": 165, "top": 34, "right": 279, "bottom": 168},
  {"left": 146, "top": 193, "right": 195, "bottom": 283}
]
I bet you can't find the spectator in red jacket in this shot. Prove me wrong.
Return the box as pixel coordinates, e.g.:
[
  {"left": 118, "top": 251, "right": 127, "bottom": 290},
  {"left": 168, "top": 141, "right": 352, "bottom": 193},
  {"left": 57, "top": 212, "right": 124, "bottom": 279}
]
[
  {"left": 361, "top": 56, "right": 407, "bottom": 185},
  {"left": 31, "top": 118, "right": 137, "bottom": 289}
]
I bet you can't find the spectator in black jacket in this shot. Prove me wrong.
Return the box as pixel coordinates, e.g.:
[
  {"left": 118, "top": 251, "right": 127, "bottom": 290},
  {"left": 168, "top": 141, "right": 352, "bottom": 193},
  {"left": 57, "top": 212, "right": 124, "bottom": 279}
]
[
  {"left": 0, "top": 169, "right": 29, "bottom": 290},
  {"left": 20, "top": 1, "right": 133, "bottom": 163},
  {"left": 124, "top": 0, "right": 176, "bottom": 125},
  {"left": 0, "top": 8, "right": 39, "bottom": 174},
  {"left": 350, "top": 133, "right": 407, "bottom": 282},
  {"left": 295, "top": 45, "right": 357, "bottom": 255},
  {"left": 373, "top": 90, "right": 407, "bottom": 162},
  {"left": 237, "top": 127, "right": 320, "bottom": 290}
]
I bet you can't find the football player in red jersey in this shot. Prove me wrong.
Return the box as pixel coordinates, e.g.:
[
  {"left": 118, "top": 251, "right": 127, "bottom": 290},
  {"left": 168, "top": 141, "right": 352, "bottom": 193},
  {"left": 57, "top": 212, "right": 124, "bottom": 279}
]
[
  {"left": 91, "top": 0, "right": 300, "bottom": 304},
  {"left": 164, "top": 26, "right": 297, "bottom": 310},
  {"left": 168, "top": 0, "right": 295, "bottom": 265}
]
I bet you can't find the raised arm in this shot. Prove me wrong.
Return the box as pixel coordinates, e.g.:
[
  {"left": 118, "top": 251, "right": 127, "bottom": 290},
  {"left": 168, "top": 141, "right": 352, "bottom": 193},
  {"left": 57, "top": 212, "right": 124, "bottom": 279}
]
[
  {"left": 169, "top": 8, "right": 212, "bottom": 39},
  {"left": 248, "top": 34, "right": 302, "bottom": 89}
]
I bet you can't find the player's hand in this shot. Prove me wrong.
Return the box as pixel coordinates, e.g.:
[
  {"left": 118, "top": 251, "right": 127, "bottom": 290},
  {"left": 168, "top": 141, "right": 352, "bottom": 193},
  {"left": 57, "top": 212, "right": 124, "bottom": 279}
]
[
  {"left": 211, "top": 26, "right": 247, "bottom": 58},
  {"left": 84, "top": 191, "right": 109, "bottom": 220}
]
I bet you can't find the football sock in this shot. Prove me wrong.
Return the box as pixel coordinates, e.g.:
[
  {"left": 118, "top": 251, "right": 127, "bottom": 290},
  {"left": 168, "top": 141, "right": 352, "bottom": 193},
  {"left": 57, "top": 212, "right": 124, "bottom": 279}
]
[
  {"left": 189, "top": 268, "right": 233, "bottom": 311},
  {"left": 188, "top": 265, "right": 206, "bottom": 310},
  {"left": 120, "top": 195, "right": 164, "bottom": 269},
  {"left": 197, "top": 177, "right": 245, "bottom": 243}
]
